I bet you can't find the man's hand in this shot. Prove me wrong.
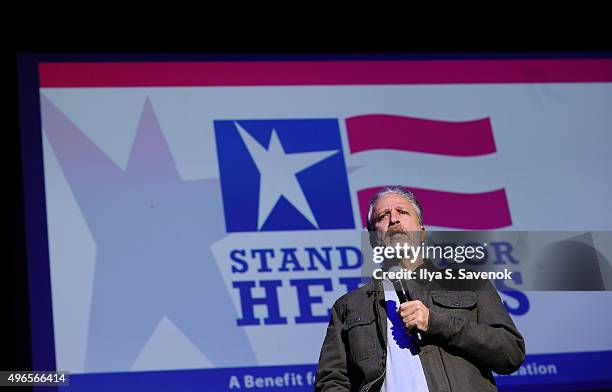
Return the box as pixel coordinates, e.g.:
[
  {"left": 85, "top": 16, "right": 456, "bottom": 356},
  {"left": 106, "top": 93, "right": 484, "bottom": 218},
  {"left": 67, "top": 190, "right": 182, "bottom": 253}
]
[{"left": 399, "top": 300, "right": 429, "bottom": 332}]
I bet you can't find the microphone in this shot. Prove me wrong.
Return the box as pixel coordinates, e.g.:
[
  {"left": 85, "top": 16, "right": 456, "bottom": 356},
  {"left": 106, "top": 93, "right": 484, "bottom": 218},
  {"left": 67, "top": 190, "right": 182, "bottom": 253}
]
[{"left": 388, "top": 266, "right": 423, "bottom": 342}]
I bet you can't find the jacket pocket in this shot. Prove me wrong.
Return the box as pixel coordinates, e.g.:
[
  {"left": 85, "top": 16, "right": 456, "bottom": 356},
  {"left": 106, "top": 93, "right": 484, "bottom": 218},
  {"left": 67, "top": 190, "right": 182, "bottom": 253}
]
[
  {"left": 431, "top": 291, "right": 478, "bottom": 322},
  {"left": 343, "top": 311, "right": 377, "bottom": 363}
]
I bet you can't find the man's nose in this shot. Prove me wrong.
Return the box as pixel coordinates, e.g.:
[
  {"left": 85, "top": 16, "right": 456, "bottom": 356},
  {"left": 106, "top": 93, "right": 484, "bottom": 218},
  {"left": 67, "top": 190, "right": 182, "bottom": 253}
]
[{"left": 388, "top": 211, "right": 401, "bottom": 226}]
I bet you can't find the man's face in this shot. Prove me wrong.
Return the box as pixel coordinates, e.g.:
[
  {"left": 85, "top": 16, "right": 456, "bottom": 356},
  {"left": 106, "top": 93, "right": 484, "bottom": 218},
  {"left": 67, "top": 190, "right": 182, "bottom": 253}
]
[{"left": 372, "top": 193, "right": 424, "bottom": 247}]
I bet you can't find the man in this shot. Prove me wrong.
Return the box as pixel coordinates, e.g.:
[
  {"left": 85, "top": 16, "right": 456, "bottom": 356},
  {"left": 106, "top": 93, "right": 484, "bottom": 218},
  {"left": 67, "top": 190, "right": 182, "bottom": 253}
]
[{"left": 315, "top": 186, "right": 525, "bottom": 391}]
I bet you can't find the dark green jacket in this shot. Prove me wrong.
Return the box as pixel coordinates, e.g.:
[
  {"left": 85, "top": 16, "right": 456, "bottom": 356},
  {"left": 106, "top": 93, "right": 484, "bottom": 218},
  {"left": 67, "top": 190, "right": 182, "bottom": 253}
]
[{"left": 314, "top": 270, "right": 525, "bottom": 392}]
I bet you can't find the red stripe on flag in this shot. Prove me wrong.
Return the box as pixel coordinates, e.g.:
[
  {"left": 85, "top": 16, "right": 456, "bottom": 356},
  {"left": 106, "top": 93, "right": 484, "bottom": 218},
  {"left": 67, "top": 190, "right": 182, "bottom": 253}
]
[
  {"left": 38, "top": 59, "right": 612, "bottom": 87},
  {"left": 357, "top": 186, "right": 512, "bottom": 229},
  {"left": 346, "top": 115, "right": 496, "bottom": 156}
]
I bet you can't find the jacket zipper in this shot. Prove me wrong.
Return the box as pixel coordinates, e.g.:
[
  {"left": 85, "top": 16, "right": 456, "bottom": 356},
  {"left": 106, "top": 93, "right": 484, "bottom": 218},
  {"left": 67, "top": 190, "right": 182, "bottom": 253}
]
[
  {"left": 363, "top": 280, "right": 386, "bottom": 392},
  {"left": 362, "top": 369, "right": 385, "bottom": 392}
]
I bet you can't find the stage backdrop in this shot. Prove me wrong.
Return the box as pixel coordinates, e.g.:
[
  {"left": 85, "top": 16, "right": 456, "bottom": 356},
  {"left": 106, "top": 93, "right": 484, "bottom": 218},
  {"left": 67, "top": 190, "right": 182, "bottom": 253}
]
[{"left": 18, "top": 55, "right": 612, "bottom": 391}]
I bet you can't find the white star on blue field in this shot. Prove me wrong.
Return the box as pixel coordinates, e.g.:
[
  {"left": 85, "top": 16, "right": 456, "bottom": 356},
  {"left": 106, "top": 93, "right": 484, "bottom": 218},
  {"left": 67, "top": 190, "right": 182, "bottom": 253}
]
[
  {"left": 41, "top": 95, "right": 256, "bottom": 371},
  {"left": 234, "top": 122, "right": 338, "bottom": 230}
]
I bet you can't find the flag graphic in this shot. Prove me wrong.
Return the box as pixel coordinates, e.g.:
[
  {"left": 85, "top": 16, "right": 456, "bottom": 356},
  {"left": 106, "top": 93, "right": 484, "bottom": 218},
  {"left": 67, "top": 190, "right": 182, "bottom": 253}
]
[{"left": 346, "top": 114, "right": 512, "bottom": 229}]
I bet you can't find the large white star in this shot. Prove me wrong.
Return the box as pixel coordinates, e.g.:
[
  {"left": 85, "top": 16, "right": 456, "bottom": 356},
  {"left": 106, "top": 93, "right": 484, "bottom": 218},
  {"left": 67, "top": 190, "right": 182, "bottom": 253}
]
[{"left": 235, "top": 122, "right": 339, "bottom": 229}]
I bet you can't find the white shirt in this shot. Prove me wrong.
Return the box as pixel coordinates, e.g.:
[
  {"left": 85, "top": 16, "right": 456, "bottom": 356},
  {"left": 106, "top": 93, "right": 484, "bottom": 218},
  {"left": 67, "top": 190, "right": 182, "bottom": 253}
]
[{"left": 380, "top": 279, "right": 430, "bottom": 392}]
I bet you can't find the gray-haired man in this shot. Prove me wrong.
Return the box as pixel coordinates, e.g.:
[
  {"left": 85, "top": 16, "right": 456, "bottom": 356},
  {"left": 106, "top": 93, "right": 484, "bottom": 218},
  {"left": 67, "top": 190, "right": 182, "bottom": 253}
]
[{"left": 315, "top": 186, "right": 525, "bottom": 392}]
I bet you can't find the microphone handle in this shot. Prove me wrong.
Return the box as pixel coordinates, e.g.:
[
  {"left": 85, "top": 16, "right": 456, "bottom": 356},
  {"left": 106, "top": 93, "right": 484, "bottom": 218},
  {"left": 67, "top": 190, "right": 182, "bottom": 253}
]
[{"left": 393, "top": 279, "right": 423, "bottom": 342}]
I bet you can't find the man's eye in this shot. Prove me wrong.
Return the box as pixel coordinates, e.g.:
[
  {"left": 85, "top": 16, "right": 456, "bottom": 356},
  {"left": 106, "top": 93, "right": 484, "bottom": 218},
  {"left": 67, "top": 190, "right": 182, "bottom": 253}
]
[{"left": 400, "top": 210, "right": 408, "bottom": 214}]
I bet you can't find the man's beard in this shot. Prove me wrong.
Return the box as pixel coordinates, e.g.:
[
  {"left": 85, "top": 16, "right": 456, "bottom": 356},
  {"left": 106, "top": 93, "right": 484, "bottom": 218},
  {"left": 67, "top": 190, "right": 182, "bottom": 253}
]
[
  {"left": 375, "top": 226, "right": 423, "bottom": 271},
  {"left": 382, "top": 226, "right": 421, "bottom": 248}
]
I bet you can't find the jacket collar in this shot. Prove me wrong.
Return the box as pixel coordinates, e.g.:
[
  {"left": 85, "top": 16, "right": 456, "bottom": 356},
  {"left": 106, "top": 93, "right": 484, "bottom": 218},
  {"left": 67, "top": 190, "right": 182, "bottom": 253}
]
[{"left": 366, "top": 258, "right": 438, "bottom": 296}]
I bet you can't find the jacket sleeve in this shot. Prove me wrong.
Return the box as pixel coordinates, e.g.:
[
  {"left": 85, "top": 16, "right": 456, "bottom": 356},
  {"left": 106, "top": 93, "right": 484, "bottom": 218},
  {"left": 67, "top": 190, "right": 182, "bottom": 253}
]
[
  {"left": 424, "top": 282, "right": 526, "bottom": 375},
  {"left": 314, "top": 297, "right": 351, "bottom": 392}
]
